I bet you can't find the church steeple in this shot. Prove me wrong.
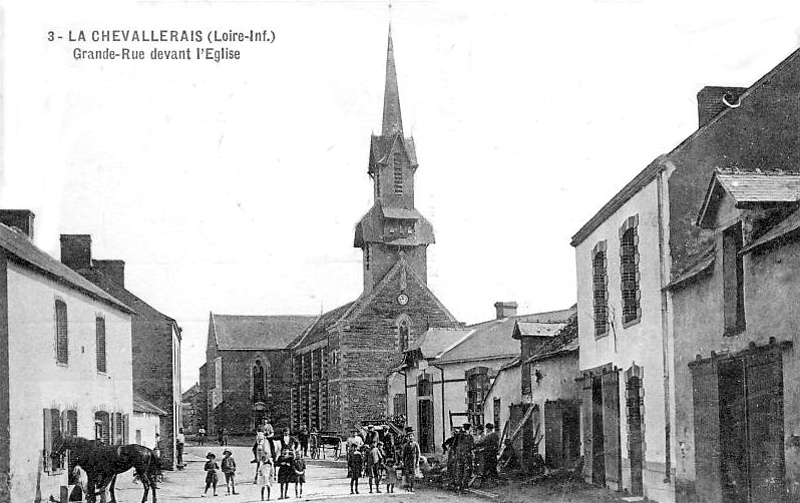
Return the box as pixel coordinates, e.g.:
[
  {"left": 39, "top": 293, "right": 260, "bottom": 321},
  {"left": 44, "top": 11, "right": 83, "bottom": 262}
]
[{"left": 382, "top": 27, "right": 403, "bottom": 136}]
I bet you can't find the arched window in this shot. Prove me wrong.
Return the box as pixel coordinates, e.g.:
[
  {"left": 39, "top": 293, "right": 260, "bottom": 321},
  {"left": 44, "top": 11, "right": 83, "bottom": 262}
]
[
  {"left": 393, "top": 153, "right": 403, "bottom": 195},
  {"left": 417, "top": 373, "right": 432, "bottom": 397},
  {"left": 253, "top": 360, "right": 266, "bottom": 403},
  {"left": 55, "top": 299, "right": 68, "bottom": 364},
  {"left": 620, "top": 216, "right": 641, "bottom": 326},
  {"left": 64, "top": 409, "right": 78, "bottom": 436},
  {"left": 397, "top": 316, "right": 412, "bottom": 352},
  {"left": 94, "top": 411, "right": 110, "bottom": 445}
]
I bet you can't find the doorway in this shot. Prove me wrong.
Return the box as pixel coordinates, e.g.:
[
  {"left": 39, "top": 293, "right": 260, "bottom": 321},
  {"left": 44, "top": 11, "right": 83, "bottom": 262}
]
[
  {"left": 591, "top": 377, "right": 605, "bottom": 486},
  {"left": 626, "top": 376, "right": 644, "bottom": 496},
  {"left": 418, "top": 399, "right": 434, "bottom": 453}
]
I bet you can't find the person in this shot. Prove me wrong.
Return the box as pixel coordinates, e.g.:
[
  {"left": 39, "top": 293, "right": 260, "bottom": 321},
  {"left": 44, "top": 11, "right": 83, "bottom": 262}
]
[
  {"left": 454, "top": 423, "right": 474, "bottom": 494},
  {"left": 477, "top": 423, "right": 500, "bottom": 487},
  {"left": 366, "top": 441, "right": 383, "bottom": 493},
  {"left": 443, "top": 426, "right": 462, "bottom": 487},
  {"left": 472, "top": 424, "right": 485, "bottom": 482},
  {"left": 309, "top": 427, "right": 320, "bottom": 459},
  {"left": 381, "top": 425, "right": 395, "bottom": 459},
  {"left": 218, "top": 427, "right": 227, "bottom": 446},
  {"left": 176, "top": 427, "right": 186, "bottom": 468},
  {"left": 221, "top": 449, "right": 239, "bottom": 495},
  {"left": 297, "top": 426, "right": 309, "bottom": 458},
  {"left": 346, "top": 429, "right": 364, "bottom": 463},
  {"left": 276, "top": 448, "right": 294, "bottom": 500},
  {"left": 202, "top": 452, "right": 219, "bottom": 497},
  {"left": 198, "top": 426, "right": 206, "bottom": 446},
  {"left": 257, "top": 453, "right": 274, "bottom": 501},
  {"left": 401, "top": 431, "right": 421, "bottom": 492},
  {"left": 153, "top": 433, "right": 163, "bottom": 460},
  {"left": 253, "top": 425, "right": 266, "bottom": 463},
  {"left": 292, "top": 454, "right": 306, "bottom": 498},
  {"left": 384, "top": 458, "right": 398, "bottom": 493},
  {"left": 347, "top": 446, "right": 363, "bottom": 494},
  {"left": 264, "top": 419, "right": 276, "bottom": 460},
  {"left": 365, "top": 425, "right": 378, "bottom": 446},
  {"left": 498, "top": 439, "right": 519, "bottom": 473}
]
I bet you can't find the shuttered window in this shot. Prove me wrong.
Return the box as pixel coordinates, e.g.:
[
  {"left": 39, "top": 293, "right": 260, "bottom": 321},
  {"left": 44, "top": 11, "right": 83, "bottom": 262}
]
[
  {"left": 393, "top": 393, "right": 407, "bottom": 416},
  {"left": 43, "top": 408, "right": 63, "bottom": 472},
  {"left": 620, "top": 223, "right": 640, "bottom": 325},
  {"left": 592, "top": 243, "right": 608, "bottom": 337},
  {"left": 393, "top": 153, "right": 403, "bottom": 195},
  {"left": 55, "top": 300, "right": 68, "bottom": 364},
  {"left": 96, "top": 316, "right": 107, "bottom": 373}
]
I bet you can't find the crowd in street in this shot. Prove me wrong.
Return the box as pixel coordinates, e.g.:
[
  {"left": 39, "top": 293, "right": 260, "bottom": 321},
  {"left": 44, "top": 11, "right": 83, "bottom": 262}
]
[
  {"left": 345, "top": 424, "right": 420, "bottom": 494},
  {"left": 441, "top": 422, "right": 518, "bottom": 493}
]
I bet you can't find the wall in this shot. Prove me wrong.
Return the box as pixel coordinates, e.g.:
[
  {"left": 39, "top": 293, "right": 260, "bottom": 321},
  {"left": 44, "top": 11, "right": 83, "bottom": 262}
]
[
  {"left": 483, "top": 364, "right": 521, "bottom": 437},
  {"left": 575, "top": 177, "right": 674, "bottom": 502},
  {"left": 528, "top": 352, "right": 580, "bottom": 462},
  {"left": 6, "top": 262, "right": 133, "bottom": 503},
  {"left": 131, "top": 411, "right": 161, "bottom": 448}
]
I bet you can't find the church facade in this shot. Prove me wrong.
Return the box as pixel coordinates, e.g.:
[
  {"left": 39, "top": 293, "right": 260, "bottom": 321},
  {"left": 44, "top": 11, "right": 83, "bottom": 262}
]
[{"left": 199, "top": 28, "right": 462, "bottom": 437}]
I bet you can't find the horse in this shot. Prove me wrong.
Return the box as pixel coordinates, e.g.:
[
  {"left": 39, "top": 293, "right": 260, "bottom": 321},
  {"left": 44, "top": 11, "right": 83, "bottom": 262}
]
[{"left": 52, "top": 435, "right": 161, "bottom": 503}]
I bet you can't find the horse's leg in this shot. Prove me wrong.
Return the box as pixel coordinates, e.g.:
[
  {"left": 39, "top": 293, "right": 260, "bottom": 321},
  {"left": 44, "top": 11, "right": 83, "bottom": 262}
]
[
  {"left": 147, "top": 471, "right": 158, "bottom": 503},
  {"left": 85, "top": 472, "right": 97, "bottom": 503},
  {"left": 139, "top": 471, "right": 149, "bottom": 503}
]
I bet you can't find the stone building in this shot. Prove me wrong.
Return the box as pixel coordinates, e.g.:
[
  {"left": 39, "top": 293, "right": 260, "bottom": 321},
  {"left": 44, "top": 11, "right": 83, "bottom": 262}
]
[
  {"left": 60, "top": 234, "right": 183, "bottom": 469},
  {"left": 203, "top": 313, "right": 315, "bottom": 436},
  {"left": 181, "top": 383, "right": 201, "bottom": 434},
  {"left": 0, "top": 211, "right": 134, "bottom": 503}
]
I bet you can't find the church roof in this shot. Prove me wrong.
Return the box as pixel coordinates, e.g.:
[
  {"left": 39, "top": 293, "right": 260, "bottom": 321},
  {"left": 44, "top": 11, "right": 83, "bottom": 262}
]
[
  {"left": 290, "top": 301, "right": 356, "bottom": 349},
  {"left": 353, "top": 204, "right": 435, "bottom": 248},
  {"left": 382, "top": 26, "right": 403, "bottom": 136},
  {"left": 0, "top": 222, "right": 133, "bottom": 313},
  {"left": 211, "top": 313, "right": 316, "bottom": 351}
]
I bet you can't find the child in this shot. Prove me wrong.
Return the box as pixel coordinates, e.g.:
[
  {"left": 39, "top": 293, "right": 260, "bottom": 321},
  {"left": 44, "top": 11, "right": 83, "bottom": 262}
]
[
  {"left": 367, "top": 441, "right": 383, "bottom": 493},
  {"left": 292, "top": 454, "right": 306, "bottom": 498},
  {"left": 384, "top": 458, "right": 399, "bottom": 494},
  {"left": 276, "top": 448, "right": 294, "bottom": 500},
  {"left": 257, "top": 453, "right": 274, "bottom": 501},
  {"left": 347, "top": 448, "right": 363, "bottom": 494},
  {"left": 221, "top": 449, "right": 238, "bottom": 495},
  {"left": 202, "top": 452, "right": 219, "bottom": 497}
]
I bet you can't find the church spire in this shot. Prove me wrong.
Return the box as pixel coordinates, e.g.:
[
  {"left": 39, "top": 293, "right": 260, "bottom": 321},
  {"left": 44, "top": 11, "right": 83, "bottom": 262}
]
[{"left": 382, "top": 26, "right": 403, "bottom": 136}]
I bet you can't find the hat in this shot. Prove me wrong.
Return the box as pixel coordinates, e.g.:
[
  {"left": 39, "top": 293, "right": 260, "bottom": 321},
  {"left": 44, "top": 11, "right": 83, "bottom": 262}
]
[
  {"left": 405, "top": 427, "right": 414, "bottom": 433},
  {"left": 462, "top": 423, "right": 472, "bottom": 430},
  {"left": 368, "top": 425, "right": 374, "bottom": 430},
  {"left": 222, "top": 450, "right": 232, "bottom": 456},
  {"left": 206, "top": 452, "right": 216, "bottom": 459},
  {"left": 283, "top": 427, "right": 291, "bottom": 434},
  {"left": 382, "top": 425, "right": 390, "bottom": 430}
]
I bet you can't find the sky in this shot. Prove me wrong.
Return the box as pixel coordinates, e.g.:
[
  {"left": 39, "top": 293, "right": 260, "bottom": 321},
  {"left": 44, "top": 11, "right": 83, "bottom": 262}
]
[{"left": 3, "top": 0, "right": 800, "bottom": 391}]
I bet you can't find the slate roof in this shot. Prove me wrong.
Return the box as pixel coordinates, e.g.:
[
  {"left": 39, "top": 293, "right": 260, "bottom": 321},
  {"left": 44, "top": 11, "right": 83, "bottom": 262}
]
[
  {"left": 741, "top": 206, "right": 800, "bottom": 254},
  {"left": 353, "top": 205, "right": 435, "bottom": 247},
  {"left": 717, "top": 172, "right": 800, "bottom": 203},
  {"left": 0, "top": 223, "right": 132, "bottom": 313},
  {"left": 664, "top": 247, "right": 716, "bottom": 291},
  {"left": 525, "top": 314, "right": 579, "bottom": 364},
  {"left": 133, "top": 393, "right": 168, "bottom": 416},
  {"left": 290, "top": 302, "right": 355, "bottom": 349},
  {"left": 514, "top": 322, "right": 562, "bottom": 338},
  {"left": 381, "top": 207, "right": 421, "bottom": 220},
  {"left": 212, "top": 314, "right": 316, "bottom": 351},
  {"left": 368, "top": 135, "right": 418, "bottom": 172},
  {"left": 407, "top": 328, "right": 474, "bottom": 359}
]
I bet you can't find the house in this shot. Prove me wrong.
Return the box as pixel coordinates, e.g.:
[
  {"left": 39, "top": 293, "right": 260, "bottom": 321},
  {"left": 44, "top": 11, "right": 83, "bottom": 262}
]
[
  {"left": 0, "top": 210, "right": 134, "bottom": 503},
  {"left": 131, "top": 392, "right": 168, "bottom": 449},
  {"left": 571, "top": 45, "right": 800, "bottom": 503},
  {"left": 60, "top": 234, "right": 183, "bottom": 469},
  {"left": 391, "top": 302, "right": 571, "bottom": 456},
  {"left": 202, "top": 313, "right": 316, "bottom": 436},
  {"left": 181, "top": 383, "right": 201, "bottom": 434},
  {"left": 666, "top": 170, "right": 800, "bottom": 502}
]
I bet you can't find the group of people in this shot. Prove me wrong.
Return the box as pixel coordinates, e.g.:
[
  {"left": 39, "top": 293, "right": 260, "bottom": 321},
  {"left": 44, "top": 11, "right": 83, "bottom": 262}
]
[
  {"left": 443, "top": 422, "right": 514, "bottom": 492},
  {"left": 345, "top": 424, "right": 420, "bottom": 494}
]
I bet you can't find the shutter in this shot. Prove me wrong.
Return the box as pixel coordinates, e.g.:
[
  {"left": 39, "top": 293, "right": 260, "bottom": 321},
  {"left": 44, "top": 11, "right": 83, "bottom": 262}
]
[
  {"left": 690, "top": 358, "right": 721, "bottom": 503},
  {"left": 544, "top": 401, "right": 563, "bottom": 469},
  {"left": 43, "top": 408, "right": 52, "bottom": 472},
  {"left": 580, "top": 379, "right": 593, "bottom": 482},
  {"left": 111, "top": 413, "right": 117, "bottom": 445},
  {"left": 123, "top": 414, "right": 130, "bottom": 444},
  {"left": 601, "top": 371, "right": 621, "bottom": 490},
  {"left": 746, "top": 350, "right": 785, "bottom": 503}
]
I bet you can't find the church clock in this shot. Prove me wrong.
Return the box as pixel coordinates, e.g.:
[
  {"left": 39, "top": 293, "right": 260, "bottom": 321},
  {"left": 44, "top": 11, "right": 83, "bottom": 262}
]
[{"left": 397, "top": 292, "right": 409, "bottom": 306}]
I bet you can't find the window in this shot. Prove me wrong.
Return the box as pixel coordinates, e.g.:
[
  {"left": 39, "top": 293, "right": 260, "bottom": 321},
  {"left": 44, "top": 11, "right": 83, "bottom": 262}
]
[
  {"left": 466, "top": 367, "right": 490, "bottom": 428},
  {"left": 592, "top": 242, "right": 608, "bottom": 337},
  {"left": 64, "top": 410, "right": 78, "bottom": 436},
  {"left": 398, "top": 316, "right": 412, "bottom": 351},
  {"left": 96, "top": 316, "right": 107, "bottom": 373},
  {"left": 493, "top": 397, "right": 501, "bottom": 430},
  {"left": 418, "top": 374, "right": 432, "bottom": 397},
  {"left": 364, "top": 246, "right": 370, "bottom": 270},
  {"left": 95, "top": 411, "right": 110, "bottom": 445},
  {"left": 55, "top": 300, "right": 68, "bottom": 364},
  {"left": 620, "top": 216, "right": 641, "bottom": 325},
  {"left": 113, "top": 412, "right": 124, "bottom": 445},
  {"left": 393, "top": 153, "right": 403, "bottom": 195},
  {"left": 253, "top": 360, "right": 266, "bottom": 402},
  {"left": 375, "top": 169, "right": 381, "bottom": 198},
  {"left": 723, "top": 222, "right": 745, "bottom": 335},
  {"left": 393, "top": 393, "right": 407, "bottom": 416},
  {"left": 43, "top": 407, "right": 63, "bottom": 472}
]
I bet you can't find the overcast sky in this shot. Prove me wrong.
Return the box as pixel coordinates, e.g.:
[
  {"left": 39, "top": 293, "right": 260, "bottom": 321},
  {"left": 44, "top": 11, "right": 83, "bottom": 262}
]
[{"left": 3, "top": 0, "right": 800, "bottom": 390}]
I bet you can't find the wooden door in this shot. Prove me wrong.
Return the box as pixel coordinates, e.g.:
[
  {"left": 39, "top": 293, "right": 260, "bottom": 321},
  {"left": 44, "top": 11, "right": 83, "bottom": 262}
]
[
  {"left": 418, "top": 399, "right": 435, "bottom": 454},
  {"left": 626, "top": 376, "right": 644, "bottom": 496}
]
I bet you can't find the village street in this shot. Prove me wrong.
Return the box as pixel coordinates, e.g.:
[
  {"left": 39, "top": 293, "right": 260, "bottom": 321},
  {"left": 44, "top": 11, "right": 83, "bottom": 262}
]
[{"left": 107, "top": 444, "right": 627, "bottom": 503}]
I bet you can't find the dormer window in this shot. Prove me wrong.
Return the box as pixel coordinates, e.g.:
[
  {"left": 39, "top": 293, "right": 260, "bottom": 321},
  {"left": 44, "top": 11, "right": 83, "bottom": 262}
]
[{"left": 393, "top": 153, "right": 403, "bottom": 195}]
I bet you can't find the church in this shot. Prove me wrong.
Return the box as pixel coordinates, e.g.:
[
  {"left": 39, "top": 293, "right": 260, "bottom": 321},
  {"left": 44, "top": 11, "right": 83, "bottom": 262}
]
[{"left": 199, "top": 27, "right": 462, "bottom": 436}]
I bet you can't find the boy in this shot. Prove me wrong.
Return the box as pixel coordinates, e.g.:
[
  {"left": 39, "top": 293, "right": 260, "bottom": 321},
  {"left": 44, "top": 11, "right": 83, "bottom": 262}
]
[
  {"left": 221, "top": 449, "right": 238, "bottom": 495},
  {"left": 293, "top": 455, "right": 306, "bottom": 498},
  {"left": 202, "top": 452, "right": 219, "bottom": 497},
  {"left": 276, "top": 447, "right": 294, "bottom": 500},
  {"left": 257, "top": 453, "right": 274, "bottom": 501},
  {"left": 347, "top": 448, "right": 363, "bottom": 494},
  {"left": 367, "top": 441, "right": 383, "bottom": 493}
]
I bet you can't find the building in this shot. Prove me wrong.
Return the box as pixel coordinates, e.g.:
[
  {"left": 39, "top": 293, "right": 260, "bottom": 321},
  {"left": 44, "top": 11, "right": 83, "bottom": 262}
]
[
  {"left": 131, "top": 392, "right": 168, "bottom": 449},
  {"left": 289, "top": 27, "right": 462, "bottom": 435},
  {"left": 666, "top": 170, "right": 800, "bottom": 502},
  {"left": 203, "top": 313, "right": 316, "bottom": 436},
  {"left": 59, "top": 234, "right": 183, "bottom": 469},
  {"left": 0, "top": 210, "right": 134, "bottom": 503},
  {"left": 392, "top": 302, "right": 571, "bottom": 456},
  {"left": 181, "top": 383, "right": 201, "bottom": 434},
  {"left": 571, "top": 45, "right": 800, "bottom": 503}
]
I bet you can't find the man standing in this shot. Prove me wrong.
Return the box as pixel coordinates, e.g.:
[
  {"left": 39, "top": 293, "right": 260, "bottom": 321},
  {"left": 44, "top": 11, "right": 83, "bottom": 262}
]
[
  {"left": 477, "top": 423, "right": 499, "bottom": 487},
  {"left": 198, "top": 426, "right": 206, "bottom": 446},
  {"left": 442, "top": 425, "right": 461, "bottom": 488},
  {"left": 401, "top": 431, "right": 421, "bottom": 492},
  {"left": 176, "top": 427, "right": 186, "bottom": 468},
  {"left": 454, "top": 423, "right": 474, "bottom": 494}
]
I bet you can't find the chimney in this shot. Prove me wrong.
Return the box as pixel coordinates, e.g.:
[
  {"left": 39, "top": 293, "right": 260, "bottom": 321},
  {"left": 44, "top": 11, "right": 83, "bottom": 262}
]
[
  {"left": 494, "top": 301, "right": 518, "bottom": 320},
  {"left": 0, "top": 209, "right": 35, "bottom": 239},
  {"left": 93, "top": 259, "right": 125, "bottom": 288},
  {"left": 60, "top": 234, "right": 92, "bottom": 271},
  {"left": 697, "top": 86, "right": 747, "bottom": 128}
]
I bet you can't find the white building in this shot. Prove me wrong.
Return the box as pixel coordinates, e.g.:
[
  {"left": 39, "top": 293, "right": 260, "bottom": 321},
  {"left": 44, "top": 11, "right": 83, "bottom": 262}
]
[
  {"left": 131, "top": 393, "right": 168, "bottom": 449},
  {"left": 0, "top": 210, "right": 134, "bottom": 503}
]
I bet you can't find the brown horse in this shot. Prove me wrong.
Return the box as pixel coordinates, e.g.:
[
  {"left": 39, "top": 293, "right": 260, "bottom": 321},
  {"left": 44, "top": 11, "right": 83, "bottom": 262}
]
[{"left": 52, "top": 435, "right": 160, "bottom": 503}]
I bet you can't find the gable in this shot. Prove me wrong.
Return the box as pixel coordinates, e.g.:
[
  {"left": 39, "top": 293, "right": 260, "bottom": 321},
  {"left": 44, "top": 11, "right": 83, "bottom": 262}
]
[{"left": 211, "top": 313, "right": 316, "bottom": 351}]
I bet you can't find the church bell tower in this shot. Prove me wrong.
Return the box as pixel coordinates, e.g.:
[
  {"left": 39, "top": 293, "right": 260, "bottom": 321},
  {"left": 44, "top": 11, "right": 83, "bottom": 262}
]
[{"left": 354, "top": 27, "right": 435, "bottom": 293}]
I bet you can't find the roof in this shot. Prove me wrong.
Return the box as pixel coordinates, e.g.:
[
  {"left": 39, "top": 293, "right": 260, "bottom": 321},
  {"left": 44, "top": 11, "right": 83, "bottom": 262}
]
[
  {"left": 290, "top": 301, "right": 355, "bottom": 349},
  {"left": 0, "top": 223, "right": 133, "bottom": 313},
  {"left": 514, "top": 322, "right": 562, "bottom": 338},
  {"left": 697, "top": 170, "right": 800, "bottom": 228},
  {"left": 525, "top": 314, "right": 579, "bottom": 364},
  {"left": 741, "top": 206, "right": 800, "bottom": 254},
  {"left": 212, "top": 314, "right": 316, "bottom": 351},
  {"left": 572, "top": 46, "right": 800, "bottom": 247},
  {"left": 353, "top": 204, "right": 435, "bottom": 248},
  {"left": 182, "top": 383, "right": 201, "bottom": 401},
  {"left": 133, "top": 393, "right": 168, "bottom": 416},
  {"left": 663, "top": 246, "right": 716, "bottom": 291},
  {"left": 500, "top": 356, "right": 521, "bottom": 370},
  {"left": 381, "top": 207, "right": 421, "bottom": 220},
  {"left": 408, "top": 328, "right": 474, "bottom": 359}
]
